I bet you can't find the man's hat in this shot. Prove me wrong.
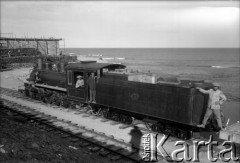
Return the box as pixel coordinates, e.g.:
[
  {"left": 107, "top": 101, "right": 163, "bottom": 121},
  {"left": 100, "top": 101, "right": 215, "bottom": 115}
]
[
  {"left": 212, "top": 82, "right": 220, "bottom": 87},
  {"left": 77, "top": 75, "right": 83, "bottom": 79}
]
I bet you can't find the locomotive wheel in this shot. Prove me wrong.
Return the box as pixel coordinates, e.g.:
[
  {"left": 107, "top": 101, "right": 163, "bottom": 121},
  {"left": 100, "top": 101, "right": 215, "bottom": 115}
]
[
  {"left": 151, "top": 124, "right": 158, "bottom": 132},
  {"left": 111, "top": 112, "right": 120, "bottom": 121},
  {"left": 145, "top": 122, "right": 152, "bottom": 130},
  {"left": 55, "top": 100, "right": 61, "bottom": 106},
  {"left": 119, "top": 114, "right": 132, "bottom": 124},
  {"left": 156, "top": 123, "right": 165, "bottom": 133},
  {"left": 163, "top": 125, "right": 172, "bottom": 135},
  {"left": 151, "top": 123, "right": 165, "bottom": 133},
  {"left": 119, "top": 114, "right": 127, "bottom": 123},
  {"left": 68, "top": 101, "right": 75, "bottom": 109},
  {"left": 54, "top": 93, "right": 61, "bottom": 106},
  {"left": 176, "top": 129, "right": 189, "bottom": 140},
  {"left": 38, "top": 88, "right": 45, "bottom": 101},
  {"left": 86, "top": 105, "right": 94, "bottom": 114},
  {"left": 61, "top": 102, "right": 69, "bottom": 108},
  {"left": 61, "top": 95, "right": 69, "bottom": 108},
  {"left": 43, "top": 96, "right": 50, "bottom": 104},
  {"left": 125, "top": 116, "right": 133, "bottom": 124},
  {"left": 99, "top": 108, "right": 109, "bottom": 118},
  {"left": 103, "top": 110, "right": 109, "bottom": 118}
]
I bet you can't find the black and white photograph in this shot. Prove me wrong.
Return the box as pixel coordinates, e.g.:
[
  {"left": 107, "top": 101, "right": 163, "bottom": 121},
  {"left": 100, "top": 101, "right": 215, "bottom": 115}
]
[{"left": 0, "top": 0, "right": 239, "bottom": 162}]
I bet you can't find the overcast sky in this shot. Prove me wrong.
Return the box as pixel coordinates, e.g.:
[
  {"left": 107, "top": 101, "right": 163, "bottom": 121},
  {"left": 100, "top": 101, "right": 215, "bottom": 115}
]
[{"left": 1, "top": 1, "right": 239, "bottom": 48}]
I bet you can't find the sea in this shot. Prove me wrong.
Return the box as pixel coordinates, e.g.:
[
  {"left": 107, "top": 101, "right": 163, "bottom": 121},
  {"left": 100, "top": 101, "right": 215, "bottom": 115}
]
[{"left": 63, "top": 48, "right": 240, "bottom": 124}]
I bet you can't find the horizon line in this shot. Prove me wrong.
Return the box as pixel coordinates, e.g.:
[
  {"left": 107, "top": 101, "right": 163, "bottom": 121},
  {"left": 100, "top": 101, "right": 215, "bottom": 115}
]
[{"left": 62, "top": 47, "right": 240, "bottom": 49}]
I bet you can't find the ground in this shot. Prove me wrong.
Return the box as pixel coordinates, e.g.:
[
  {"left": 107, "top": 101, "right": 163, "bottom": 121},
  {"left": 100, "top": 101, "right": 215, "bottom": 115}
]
[{"left": 0, "top": 108, "right": 118, "bottom": 163}]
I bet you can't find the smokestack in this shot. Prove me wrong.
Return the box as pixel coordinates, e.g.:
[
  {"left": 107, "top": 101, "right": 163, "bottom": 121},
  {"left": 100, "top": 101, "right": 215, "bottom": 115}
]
[
  {"left": 60, "top": 63, "right": 65, "bottom": 72},
  {"left": 45, "top": 63, "right": 49, "bottom": 70},
  {"left": 37, "top": 58, "right": 42, "bottom": 70}
]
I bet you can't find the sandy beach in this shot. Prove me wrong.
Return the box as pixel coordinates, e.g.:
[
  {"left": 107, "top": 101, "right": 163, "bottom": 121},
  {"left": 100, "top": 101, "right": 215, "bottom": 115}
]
[{"left": 0, "top": 68, "right": 31, "bottom": 90}]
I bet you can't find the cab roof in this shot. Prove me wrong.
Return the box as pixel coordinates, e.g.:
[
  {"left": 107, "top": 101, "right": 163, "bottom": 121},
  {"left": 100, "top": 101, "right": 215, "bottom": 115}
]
[{"left": 66, "top": 62, "right": 126, "bottom": 71}]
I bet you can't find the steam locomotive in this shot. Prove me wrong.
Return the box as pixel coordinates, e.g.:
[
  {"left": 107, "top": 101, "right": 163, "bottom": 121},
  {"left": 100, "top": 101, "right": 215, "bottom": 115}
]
[{"left": 22, "top": 59, "right": 220, "bottom": 139}]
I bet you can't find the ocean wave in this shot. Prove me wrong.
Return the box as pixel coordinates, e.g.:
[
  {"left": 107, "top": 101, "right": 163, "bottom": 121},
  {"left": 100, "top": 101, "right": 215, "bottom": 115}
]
[
  {"left": 87, "top": 54, "right": 103, "bottom": 57},
  {"left": 102, "top": 57, "right": 126, "bottom": 60},
  {"left": 185, "top": 64, "right": 240, "bottom": 68},
  {"left": 103, "top": 57, "right": 114, "bottom": 60},
  {"left": 116, "top": 57, "right": 126, "bottom": 60},
  {"left": 211, "top": 65, "right": 240, "bottom": 69}
]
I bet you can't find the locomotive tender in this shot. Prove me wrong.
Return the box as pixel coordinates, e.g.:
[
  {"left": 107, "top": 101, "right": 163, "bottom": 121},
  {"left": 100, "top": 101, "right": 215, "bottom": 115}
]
[{"left": 23, "top": 59, "right": 215, "bottom": 139}]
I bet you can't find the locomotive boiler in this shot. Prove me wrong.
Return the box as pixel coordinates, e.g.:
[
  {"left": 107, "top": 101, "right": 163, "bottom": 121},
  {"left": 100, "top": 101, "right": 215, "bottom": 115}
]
[{"left": 22, "top": 59, "right": 221, "bottom": 139}]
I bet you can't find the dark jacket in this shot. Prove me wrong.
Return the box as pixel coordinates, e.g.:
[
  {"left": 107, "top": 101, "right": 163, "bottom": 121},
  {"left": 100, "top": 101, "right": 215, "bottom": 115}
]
[{"left": 88, "top": 76, "right": 97, "bottom": 90}]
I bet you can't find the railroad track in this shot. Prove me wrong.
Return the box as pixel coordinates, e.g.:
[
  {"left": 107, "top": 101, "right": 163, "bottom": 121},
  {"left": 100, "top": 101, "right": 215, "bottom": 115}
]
[{"left": 0, "top": 87, "right": 165, "bottom": 162}]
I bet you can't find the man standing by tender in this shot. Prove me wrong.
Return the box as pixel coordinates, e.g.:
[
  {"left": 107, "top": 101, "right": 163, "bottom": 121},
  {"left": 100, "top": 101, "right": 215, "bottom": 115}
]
[{"left": 196, "top": 82, "right": 227, "bottom": 130}]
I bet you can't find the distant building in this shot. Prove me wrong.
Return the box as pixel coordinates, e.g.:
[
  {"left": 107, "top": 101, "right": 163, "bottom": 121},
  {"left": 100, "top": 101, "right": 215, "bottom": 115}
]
[{"left": 0, "top": 37, "right": 64, "bottom": 56}]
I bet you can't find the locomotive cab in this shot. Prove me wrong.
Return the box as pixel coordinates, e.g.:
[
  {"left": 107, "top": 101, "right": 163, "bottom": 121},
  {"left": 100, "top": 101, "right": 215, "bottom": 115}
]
[
  {"left": 66, "top": 62, "right": 126, "bottom": 103},
  {"left": 66, "top": 70, "right": 86, "bottom": 102}
]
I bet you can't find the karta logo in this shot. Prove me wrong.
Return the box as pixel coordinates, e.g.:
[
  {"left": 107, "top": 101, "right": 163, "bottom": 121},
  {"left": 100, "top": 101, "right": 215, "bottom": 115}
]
[{"left": 142, "top": 133, "right": 239, "bottom": 162}]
